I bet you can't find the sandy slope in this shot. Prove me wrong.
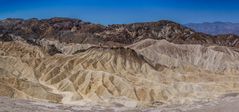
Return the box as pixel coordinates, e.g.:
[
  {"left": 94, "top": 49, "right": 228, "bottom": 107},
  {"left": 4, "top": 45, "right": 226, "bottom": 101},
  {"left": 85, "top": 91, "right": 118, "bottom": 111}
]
[
  {"left": 1, "top": 40, "right": 239, "bottom": 109},
  {"left": 1, "top": 18, "right": 239, "bottom": 111},
  {"left": 129, "top": 39, "right": 239, "bottom": 75}
]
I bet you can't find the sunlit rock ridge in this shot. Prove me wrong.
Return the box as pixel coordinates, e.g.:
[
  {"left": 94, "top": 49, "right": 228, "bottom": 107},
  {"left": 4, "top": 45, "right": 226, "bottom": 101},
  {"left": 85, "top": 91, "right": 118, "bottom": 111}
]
[{"left": 0, "top": 17, "right": 239, "bottom": 108}]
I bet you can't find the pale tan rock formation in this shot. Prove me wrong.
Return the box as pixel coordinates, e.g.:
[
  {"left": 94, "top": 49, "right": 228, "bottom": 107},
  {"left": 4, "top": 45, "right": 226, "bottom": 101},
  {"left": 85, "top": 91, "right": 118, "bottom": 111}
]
[
  {"left": 129, "top": 39, "right": 239, "bottom": 75},
  {"left": 0, "top": 41, "right": 45, "bottom": 58},
  {"left": 0, "top": 39, "right": 239, "bottom": 108}
]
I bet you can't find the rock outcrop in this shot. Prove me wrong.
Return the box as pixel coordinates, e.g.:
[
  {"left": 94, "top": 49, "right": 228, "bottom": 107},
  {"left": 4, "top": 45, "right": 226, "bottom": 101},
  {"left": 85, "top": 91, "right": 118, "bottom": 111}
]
[
  {"left": 1, "top": 18, "right": 239, "bottom": 47},
  {"left": 129, "top": 39, "right": 239, "bottom": 75},
  {"left": 0, "top": 18, "right": 239, "bottom": 108}
]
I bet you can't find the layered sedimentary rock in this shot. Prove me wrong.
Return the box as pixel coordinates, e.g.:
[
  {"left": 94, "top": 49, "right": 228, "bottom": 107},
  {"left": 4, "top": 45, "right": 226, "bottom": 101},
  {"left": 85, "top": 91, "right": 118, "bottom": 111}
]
[
  {"left": 0, "top": 18, "right": 239, "bottom": 108},
  {"left": 0, "top": 40, "right": 239, "bottom": 107},
  {"left": 129, "top": 39, "right": 239, "bottom": 75},
  {"left": 0, "top": 40, "right": 63, "bottom": 102},
  {"left": 1, "top": 18, "right": 239, "bottom": 47}
]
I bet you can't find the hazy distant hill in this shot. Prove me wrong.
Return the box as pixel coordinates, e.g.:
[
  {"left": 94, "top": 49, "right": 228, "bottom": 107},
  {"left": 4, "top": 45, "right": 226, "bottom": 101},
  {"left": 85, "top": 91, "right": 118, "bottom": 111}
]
[{"left": 185, "top": 22, "right": 239, "bottom": 35}]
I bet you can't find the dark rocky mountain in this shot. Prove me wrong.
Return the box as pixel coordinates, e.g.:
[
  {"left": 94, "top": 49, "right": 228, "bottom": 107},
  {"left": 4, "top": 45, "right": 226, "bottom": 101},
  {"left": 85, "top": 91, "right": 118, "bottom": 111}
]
[
  {"left": 0, "top": 18, "right": 239, "bottom": 47},
  {"left": 185, "top": 22, "right": 239, "bottom": 35},
  {"left": 1, "top": 17, "right": 239, "bottom": 110}
]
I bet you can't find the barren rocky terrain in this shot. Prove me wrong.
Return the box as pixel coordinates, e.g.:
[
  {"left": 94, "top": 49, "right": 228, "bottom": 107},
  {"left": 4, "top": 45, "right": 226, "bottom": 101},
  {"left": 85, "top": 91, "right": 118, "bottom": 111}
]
[
  {"left": 1, "top": 93, "right": 239, "bottom": 112},
  {"left": 0, "top": 17, "right": 239, "bottom": 111}
]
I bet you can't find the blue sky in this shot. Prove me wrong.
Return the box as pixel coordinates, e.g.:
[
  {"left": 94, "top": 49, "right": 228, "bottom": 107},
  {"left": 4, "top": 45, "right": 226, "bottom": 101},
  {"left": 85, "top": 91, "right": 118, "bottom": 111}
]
[{"left": 0, "top": 0, "right": 239, "bottom": 24}]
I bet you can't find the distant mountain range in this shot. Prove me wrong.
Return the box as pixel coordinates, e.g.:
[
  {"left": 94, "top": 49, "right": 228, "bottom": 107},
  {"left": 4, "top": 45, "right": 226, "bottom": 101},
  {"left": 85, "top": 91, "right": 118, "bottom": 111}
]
[
  {"left": 1, "top": 18, "right": 239, "bottom": 48},
  {"left": 1, "top": 18, "right": 239, "bottom": 110},
  {"left": 185, "top": 22, "right": 239, "bottom": 35}
]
